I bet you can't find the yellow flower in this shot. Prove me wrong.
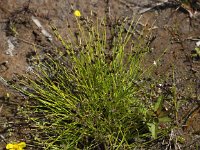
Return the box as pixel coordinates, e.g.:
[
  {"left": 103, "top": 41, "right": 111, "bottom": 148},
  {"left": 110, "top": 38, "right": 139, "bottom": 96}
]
[
  {"left": 6, "top": 142, "right": 26, "bottom": 150},
  {"left": 73, "top": 10, "right": 81, "bottom": 17}
]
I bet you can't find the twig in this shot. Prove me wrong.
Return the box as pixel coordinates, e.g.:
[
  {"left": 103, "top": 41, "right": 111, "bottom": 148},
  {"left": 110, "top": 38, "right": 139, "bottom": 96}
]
[
  {"left": 0, "top": 104, "right": 3, "bottom": 113},
  {"left": 17, "top": 37, "right": 49, "bottom": 49},
  {"left": 0, "top": 134, "right": 7, "bottom": 144},
  {"left": 186, "top": 37, "right": 200, "bottom": 41},
  {"left": 139, "top": 1, "right": 180, "bottom": 14}
]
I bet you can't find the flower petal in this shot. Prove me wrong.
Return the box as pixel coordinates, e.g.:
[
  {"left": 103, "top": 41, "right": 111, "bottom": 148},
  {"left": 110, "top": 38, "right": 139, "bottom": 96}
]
[
  {"left": 6, "top": 143, "right": 14, "bottom": 149},
  {"left": 18, "top": 142, "right": 26, "bottom": 148}
]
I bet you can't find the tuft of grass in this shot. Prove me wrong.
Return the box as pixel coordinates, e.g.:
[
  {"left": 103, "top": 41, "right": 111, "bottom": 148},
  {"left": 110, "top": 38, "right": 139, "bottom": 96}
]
[{"left": 13, "top": 16, "right": 172, "bottom": 149}]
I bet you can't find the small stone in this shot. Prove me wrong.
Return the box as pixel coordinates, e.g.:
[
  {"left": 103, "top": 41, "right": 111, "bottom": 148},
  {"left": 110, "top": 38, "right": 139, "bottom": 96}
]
[{"left": 196, "top": 40, "right": 200, "bottom": 47}]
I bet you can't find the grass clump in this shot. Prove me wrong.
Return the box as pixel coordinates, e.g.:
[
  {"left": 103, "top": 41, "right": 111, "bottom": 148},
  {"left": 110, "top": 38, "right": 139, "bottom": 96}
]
[{"left": 13, "top": 16, "right": 171, "bottom": 149}]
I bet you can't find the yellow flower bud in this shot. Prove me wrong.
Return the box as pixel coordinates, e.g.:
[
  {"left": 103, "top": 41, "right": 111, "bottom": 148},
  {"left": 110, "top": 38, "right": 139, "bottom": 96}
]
[{"left": 73, "top": 10, "right": 81, "bottom": 17}]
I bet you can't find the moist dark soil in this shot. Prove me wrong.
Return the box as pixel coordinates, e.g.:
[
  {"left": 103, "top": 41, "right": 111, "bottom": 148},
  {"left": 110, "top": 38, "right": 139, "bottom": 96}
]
[{"left": 0, "top": 0, "right": 199, "bottom": 149}]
